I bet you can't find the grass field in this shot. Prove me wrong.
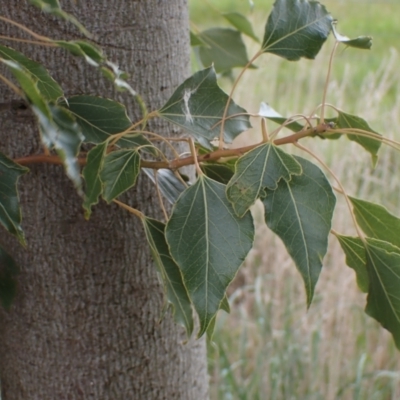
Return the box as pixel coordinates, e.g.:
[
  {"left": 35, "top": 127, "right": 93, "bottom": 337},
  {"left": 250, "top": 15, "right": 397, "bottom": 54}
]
[{"left": 189, "top": 1, "right": 400, "bottom": 399}]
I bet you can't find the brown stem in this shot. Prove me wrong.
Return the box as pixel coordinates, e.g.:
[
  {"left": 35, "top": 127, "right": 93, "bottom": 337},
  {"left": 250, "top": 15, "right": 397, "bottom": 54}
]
[
  {"left": 14, "top": 154, "right": 168, "bottom": 169},
  {"left": 13, "top": 123, "right": 330, "bottom": 170}
]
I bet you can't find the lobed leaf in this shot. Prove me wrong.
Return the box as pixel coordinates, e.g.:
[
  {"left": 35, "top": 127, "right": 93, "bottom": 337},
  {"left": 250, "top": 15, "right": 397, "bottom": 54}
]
[
  {"left": 82, "top": 142, "right": 107, "bottom": 219},
  {"left": 166, "top": 176, "right": 254, "bottom": 336},
  {"left": 100, "top": 149, "right": 140, "bottom": 202},
  {"left": 262, "top": 156, "right": 336, "bottom": 306},
  {"left": 0, "top": 153, "right": 29, "bottom": 244},
  {"left": 365, "top": 239, "right": 400, "bottom": 350},
  {"left": 197, "top": 28, "right": 252, "bottom": 74},
  {"left": 350, "top": 197, "right": 400, "bottom": 248},
  {"left": 159, "top": 66, "right": 251, "bottom": 149},
  {"left": 143, "top": 217, "right": 194, "bottom": 336},
  {"left": 0, "top": 246, "right": 19, "bottom": 310},
  {"left": 334, "top": 234, "right": 369, "bottom": 292},
  {"left": 331, "top": 111, "right": 381, "bottom": 166},
  {"left": 262, "top": 0, "right": 333, "bottom": 61},
  {"left": 227, "top": 144, "right": 302, "bottom": 217},
  {"left": 0, "top": 45, "right": 63, "bottom": 101}
]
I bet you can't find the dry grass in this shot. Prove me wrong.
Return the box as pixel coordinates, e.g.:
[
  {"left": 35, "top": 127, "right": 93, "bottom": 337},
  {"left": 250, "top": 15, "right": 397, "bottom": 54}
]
[{"left": 208, "top": 36, "right": 400, "bottom": 400}]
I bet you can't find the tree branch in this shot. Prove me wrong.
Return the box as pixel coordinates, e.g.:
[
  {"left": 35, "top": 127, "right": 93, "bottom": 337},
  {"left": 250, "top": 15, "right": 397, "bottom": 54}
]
[{"left": 14, "top": 123, "right": 332, "bottom": 170}]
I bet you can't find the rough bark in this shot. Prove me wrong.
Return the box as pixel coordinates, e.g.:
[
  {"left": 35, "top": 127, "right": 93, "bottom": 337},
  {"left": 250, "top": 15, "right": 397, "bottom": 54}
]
[{"left": 0, "top": 1, "right": 208, "bottom": 399}]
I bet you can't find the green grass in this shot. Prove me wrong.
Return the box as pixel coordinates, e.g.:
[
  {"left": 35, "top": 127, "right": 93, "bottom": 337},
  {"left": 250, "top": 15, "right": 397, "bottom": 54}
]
[{"left": 189, "top": 0, "right": 400, "bottom": 399}]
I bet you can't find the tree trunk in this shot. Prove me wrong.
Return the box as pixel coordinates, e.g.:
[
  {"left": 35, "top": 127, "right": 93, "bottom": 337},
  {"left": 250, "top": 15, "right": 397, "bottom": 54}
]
[{"left": 0, "top": 1, "right": 208, "bottom": 399}]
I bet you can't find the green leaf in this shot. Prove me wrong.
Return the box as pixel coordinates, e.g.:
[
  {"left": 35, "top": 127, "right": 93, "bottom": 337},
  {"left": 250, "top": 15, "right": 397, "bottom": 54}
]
[
  {"left": 262, "top": 0, "right": 333, "bottom": 61},
  {"left": 332, "top": 111, "right": 381, "bottom": 166},
  {"left": 201, "top": 163, "right": 235, "bottom": 185},
  {"left": 0, "top": 152, "right": 28, "bottom": 244},
  {"left": 166, "top": 176, "right": 254, "bottom": 337},
  {"left": 197, "top": 28, "right": 252, "bottom": 73},
  {"left": 0, "top": 59, "right": 50, "bottom": 117},
  {"left": 334, "top": 234, "right": 369, "bottom": 292},
  {"left": 61, "top": 96, "right": 154, "bottom": 152},
  {"left": 262, "top": 156, "right": 336, "bottom": 306},
  {"left": 119, "top": 133, "right": 158, "bottom": 155},
  {"left": 0, "top": 246, "right": 19, "bottom": 310},
  {"left": 364, "top": 239, "right": 400, "bottom": 350},
  {"left": 35, "top": 104, "right": 84, "bottom": 193},
  {"left": 143, "top": 217, "right": 194, "bottom": 336},
  {"left": 222, "top": 12, "right": 259, "bottom": 42},
  {"left": 159, "top": 66, "right": 251, "bottom": 149},
  {"left": 206, "top": 315, "right": 217, "bottom": 341},
  {"left": 220, "top": 294, "right": 230, "bottom": 314},
  {"left": 350, "top": 197, "right": 400, "bottom": 248},
  {"left": 0, "top": 61, "right": 79, "bottom": 190},
  {"left": 142, "top": 169, "right": 187, "bottom": 205},
  {"left": 0, "top": 45, "right": 63, "bottom": 101},
  {"left": 190, "top": 31, "right": 209, "bottom": 47},
  {"left": 205, "top": 294, "right": 230, "bottom": 341},
  {"left": 259, "top": 102, "right": 304, "bottom": 132},
  {"left": 0, "top": 59, "right": 82, "bottom": 191},
  {"left": 100, "top": 149, "right": 140, "bottom": 202},
  {"left": 61, "top": 95, "right": 130, "bottom": 142},
  {"left": 82, "top": 142, "right": 107, "bottom": 219},
  {"left": 227, "top": 144, "right": 302, "bottom": 217},
  {"left": 332, "top": 22, "right": 372, "bottom": 50},
  {"left": 55, "top": 41, "right": 103, "bottom": 66}
]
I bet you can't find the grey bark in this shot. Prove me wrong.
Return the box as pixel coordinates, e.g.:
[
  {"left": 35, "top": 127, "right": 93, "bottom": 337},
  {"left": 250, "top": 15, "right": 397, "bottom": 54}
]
[{"left": 0, "top": 1, "right": 208, "bottom": 399}]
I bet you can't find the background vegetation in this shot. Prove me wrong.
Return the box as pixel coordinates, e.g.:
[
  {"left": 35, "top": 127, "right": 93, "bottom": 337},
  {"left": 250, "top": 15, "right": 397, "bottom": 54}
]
[{"left": 190, "top": 1, "right": 400, "bottom": 398}]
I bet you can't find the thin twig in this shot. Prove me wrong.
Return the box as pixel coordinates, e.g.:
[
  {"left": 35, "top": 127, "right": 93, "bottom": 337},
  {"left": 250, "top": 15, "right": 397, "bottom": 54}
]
[
  {"left": 113, "top": 199, "right": 144, "bottom": 219},
  {"left": 320, "top": 41, "right": 339, "bottom": 123},
  {"left": 218, "top": 50, "right": 262, "bottom": 149},
  {"left": 0, "top": 35, "right": 56, "bottom": 46},
  {"left": 154, "top": 170, "right": 169, "bottom": 221},
  {"left": 0, "top": 15, "right": 52, "bottom": 43},
  {"left": 0, "top": 73, "right": 23, "bottom": 96}
]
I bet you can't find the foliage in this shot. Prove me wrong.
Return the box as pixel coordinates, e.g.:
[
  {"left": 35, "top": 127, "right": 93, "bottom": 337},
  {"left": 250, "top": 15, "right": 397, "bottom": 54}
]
[{"left": 1, "top": 0, "right": 399, "bottom": 352}]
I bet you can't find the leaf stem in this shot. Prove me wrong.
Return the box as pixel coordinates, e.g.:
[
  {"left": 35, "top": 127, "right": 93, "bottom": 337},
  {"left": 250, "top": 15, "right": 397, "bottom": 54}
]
[
  {"left": 261, "top": 118, "right": 269, "bottom": 142},
  {"left": 189, "top": 138, "right": 203, "bottom": 176},
  {"left": 320, "top": 41, "right": 339, "bottom": 123},
  {"left": 108, "top": 111, "right": 158, "bottom": 147},
  {"left": 153, "top": 170, "right": 169, "bottom": 221},
  {"left": 113, "top": 199, "right": 144, "bottom": 219},
  {"left": 0, "top": 35, "right": 56, "bottom": 46},
  {"left": 0, "top": 72, "right": 24, "bottom": 96},
  {"left": 218, "top": 50, "right": 262, "bottom": 149},
  {"left": 0, "top": 16, "right": 52, "bottom": 43}
]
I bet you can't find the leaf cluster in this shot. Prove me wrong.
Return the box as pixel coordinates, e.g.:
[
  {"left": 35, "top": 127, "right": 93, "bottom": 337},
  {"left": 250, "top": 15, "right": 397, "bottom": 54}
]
[{"left": 1, "top": 0, "right": 399, "bottom": 349}]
